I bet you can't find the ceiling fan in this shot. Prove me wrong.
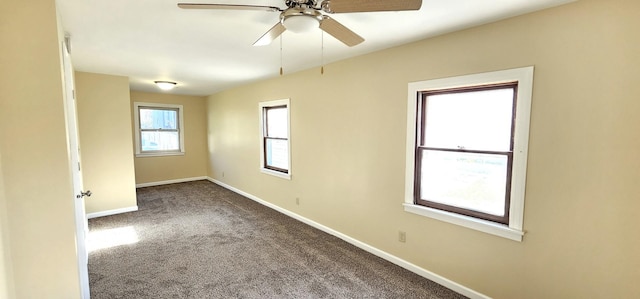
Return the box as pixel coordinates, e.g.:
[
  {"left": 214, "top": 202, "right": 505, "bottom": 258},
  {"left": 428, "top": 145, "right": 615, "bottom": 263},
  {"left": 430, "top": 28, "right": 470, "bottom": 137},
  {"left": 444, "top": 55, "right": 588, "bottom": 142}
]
[{"left": 178, "top": 0, "right": 422, "bottom": 47}]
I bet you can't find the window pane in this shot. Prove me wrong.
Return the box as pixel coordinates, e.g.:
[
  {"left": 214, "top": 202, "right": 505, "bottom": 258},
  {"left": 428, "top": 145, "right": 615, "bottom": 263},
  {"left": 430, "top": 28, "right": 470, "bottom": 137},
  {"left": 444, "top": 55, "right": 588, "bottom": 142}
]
[
  {"left": 140, "top": 108, "right": 178, "bottom": 130},
  {"left": 420, "top": 150, "right": 508, "bottom": 216},
  {"left": 266, "top": 107, "right": 287, "bottom": 138},
  {"left": 141, "top": 131, "right": 180, "bottom": 151},
  {"left": 266, "top": 138, "right": 289, "bottom": 170},
  {"left": 423, "top": 88, "right": 514, "bottom": 151}
]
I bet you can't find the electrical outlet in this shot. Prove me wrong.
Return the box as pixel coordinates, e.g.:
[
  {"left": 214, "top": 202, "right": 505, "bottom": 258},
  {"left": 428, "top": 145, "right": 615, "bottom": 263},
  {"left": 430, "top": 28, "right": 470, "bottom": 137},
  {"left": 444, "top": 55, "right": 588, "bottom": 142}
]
[
  {"left": 295, "top": 197, "right": 300, "bottom": 205},
  {"left": 399, "top": 231, "right": 406, "bottom": 243},
  {"left": 222, "top": 171, "right": 225, "bottom": 178}
]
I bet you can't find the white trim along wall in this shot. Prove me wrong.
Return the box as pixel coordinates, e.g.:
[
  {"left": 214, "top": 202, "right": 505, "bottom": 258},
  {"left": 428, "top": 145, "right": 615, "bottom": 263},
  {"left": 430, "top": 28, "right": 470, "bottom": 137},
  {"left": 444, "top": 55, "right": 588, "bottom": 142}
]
[
  {"left": 86, "top": 206, "right": 138, "bottom": 219},
  {"left": 86, "top": 177, "right": 210, "bottom": 219},
  {"left": 135, "top": 176, "right": 209, "bottom": 188}
]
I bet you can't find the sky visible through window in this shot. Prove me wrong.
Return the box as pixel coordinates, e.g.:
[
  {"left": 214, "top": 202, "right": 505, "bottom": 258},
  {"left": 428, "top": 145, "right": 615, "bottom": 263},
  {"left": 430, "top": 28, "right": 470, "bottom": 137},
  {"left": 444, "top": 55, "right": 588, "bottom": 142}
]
[{"left": 424, "top": 89, "right": 513, "bottom": 151}]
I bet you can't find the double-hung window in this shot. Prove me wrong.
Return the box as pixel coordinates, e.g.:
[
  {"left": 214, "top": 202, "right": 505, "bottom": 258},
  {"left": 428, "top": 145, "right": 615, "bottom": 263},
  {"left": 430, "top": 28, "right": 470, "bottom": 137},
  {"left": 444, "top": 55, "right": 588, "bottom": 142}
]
[
  {"left": 405, "top": 67, "right": 534, "bottom": 241},
  {"left": 133, "top": 102, "right": 185, "bottom": 157},
  {"left": 259, "top": 99, "right": 291, "bottom": 179}
]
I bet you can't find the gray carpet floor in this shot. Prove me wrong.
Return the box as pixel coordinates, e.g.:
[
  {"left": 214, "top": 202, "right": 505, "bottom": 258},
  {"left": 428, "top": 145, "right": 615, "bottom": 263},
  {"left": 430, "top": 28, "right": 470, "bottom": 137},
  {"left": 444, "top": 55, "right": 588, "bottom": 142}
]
[{"left": 88, "top": 180, "right": 467, "bottom": 298}]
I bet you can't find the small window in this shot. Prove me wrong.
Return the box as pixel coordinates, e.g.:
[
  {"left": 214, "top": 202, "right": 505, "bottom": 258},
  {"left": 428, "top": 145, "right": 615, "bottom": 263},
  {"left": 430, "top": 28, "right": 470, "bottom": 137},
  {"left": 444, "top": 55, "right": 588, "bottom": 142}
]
[
  {"left": 405, "top": 67, "right": 534, "bottom": 241},
  {"left": 259, "top": 99, "right": 291, "bottom": 179},
  {"left": 133, "top": 102, "right": 184, "bottom": 157}
]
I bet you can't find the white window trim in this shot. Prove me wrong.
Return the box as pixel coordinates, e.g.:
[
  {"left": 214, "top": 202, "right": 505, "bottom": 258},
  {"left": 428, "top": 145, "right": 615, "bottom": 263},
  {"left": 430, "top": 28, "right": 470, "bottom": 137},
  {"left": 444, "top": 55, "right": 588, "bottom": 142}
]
[
  {"left": 259, "top": 99, "right": 291, "bottom": 180},
  {"left": 133, "top": 102, "right": 185, "bottom": 157},
  {"left": 404, "top": 66, "right": 534, "bottom": 242}
]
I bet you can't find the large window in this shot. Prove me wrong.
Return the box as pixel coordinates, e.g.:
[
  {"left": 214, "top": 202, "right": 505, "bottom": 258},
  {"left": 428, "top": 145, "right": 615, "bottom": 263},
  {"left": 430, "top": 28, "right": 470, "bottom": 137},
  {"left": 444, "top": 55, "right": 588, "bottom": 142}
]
[
  {"left": 259, "top": 99, "right": 291, "bottom": 179},
  {"left": 417, "top": 83, "right": 517, "bottom": 224},
  {"left": 405, "top": 67, "right": 534, "bottom": 241},
  {"left": 134, "top": 102, "right": 184, "bottom": 157}
]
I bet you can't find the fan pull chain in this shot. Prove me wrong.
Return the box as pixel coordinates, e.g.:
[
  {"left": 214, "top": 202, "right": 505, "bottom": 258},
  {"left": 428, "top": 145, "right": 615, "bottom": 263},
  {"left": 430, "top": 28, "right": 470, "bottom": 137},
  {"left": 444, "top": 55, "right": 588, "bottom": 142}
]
[
  {"left": 320, "top": 31, "right": 324, "bottom": 75},
  {"left": 279, "top": 35, "right": 283, "bottom": 76}
]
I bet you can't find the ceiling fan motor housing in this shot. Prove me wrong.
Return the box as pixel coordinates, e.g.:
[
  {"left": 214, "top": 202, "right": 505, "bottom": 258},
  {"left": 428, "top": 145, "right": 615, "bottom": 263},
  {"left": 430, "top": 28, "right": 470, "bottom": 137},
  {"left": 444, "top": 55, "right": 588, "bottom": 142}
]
[
  {"left": 285, "top": 0, "right": 318, "bottom": 8},
  {"left": 284, "top": 0, "right": 335, "bottom": 14}
]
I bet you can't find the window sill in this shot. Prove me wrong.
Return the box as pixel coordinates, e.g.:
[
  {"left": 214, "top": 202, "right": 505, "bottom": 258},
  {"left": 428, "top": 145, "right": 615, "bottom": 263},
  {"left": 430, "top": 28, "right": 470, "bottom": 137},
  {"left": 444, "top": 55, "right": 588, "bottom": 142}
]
[
  {"left": 135, "top": 152, "right": 185, "bottom": 158},
  {"left": 403, "top": 203, "right": 524, "bottom": 242},
  {"left": 260, "top": 168, "right": 291, "bottom": 180}
]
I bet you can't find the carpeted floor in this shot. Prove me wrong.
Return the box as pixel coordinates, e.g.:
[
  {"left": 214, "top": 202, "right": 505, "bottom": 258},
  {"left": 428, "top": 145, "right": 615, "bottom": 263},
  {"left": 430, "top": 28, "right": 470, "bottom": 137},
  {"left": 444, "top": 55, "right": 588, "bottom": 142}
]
[{"left": 88, "top": 180, "right": 467, "bottom": 298}]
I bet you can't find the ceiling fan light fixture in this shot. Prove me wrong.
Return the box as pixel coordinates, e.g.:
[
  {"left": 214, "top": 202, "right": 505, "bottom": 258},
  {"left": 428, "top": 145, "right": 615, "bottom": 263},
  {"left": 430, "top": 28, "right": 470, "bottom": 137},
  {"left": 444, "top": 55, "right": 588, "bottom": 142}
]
[
  {"left": 154, "top": 81, "right": 177, "bottom": 91},
  {"left": 283, "top": 15, "right": 319, "bottom": 33}
]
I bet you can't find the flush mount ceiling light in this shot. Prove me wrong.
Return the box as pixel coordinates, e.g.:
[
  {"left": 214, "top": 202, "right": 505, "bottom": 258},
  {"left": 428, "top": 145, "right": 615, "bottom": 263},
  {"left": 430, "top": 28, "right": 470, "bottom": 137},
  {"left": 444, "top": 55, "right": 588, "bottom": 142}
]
[
  {"left": 281, "top": 8, "right": 321, "bottom": 33},
  {"left": 154, "top": 81, "right": 177, "bottom": 91}
]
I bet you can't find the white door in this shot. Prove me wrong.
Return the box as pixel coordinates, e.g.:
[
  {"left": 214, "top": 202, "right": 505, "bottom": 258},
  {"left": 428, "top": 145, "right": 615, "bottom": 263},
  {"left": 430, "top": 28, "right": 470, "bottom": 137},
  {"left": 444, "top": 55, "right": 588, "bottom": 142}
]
[{"left": 61, "top": 39, "right": 91, "bottom": 298}]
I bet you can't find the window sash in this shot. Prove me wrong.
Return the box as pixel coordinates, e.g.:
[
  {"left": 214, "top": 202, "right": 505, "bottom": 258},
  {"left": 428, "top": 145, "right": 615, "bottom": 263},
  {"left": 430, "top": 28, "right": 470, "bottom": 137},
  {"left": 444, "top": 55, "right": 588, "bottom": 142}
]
[
  {"left": 264, "top": 105, "right": 288, "bottom": 138},
  {"left": 140, "top": 131, "right": 181, "bottom": 152},
  {"left": 138, "top": 107, "right": 179, "bottom": 130},
  {"left": 263, "top": 136, "right": 289, "bottom": 173},
  {"left": 414, "top": 147, "right": 513, "bottom": 224},
  {"left": 418, "top": 84, "right": 517, "bottom": 151}
]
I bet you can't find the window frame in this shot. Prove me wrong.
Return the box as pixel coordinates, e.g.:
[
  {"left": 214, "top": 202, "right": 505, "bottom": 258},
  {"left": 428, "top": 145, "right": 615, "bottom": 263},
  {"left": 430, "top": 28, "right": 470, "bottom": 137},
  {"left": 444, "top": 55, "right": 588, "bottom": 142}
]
[
  {"left": 259, "top": 99, "right": 291, "bottom": 180},
  {"left": 404, "top": 67, "right": 534, "bottom": 241},
  {"left": 133, "top": 102, "right": 185, "bottom": 157},
  {"left": 415, "top": 83, "right": 517, "bottom": 225}
]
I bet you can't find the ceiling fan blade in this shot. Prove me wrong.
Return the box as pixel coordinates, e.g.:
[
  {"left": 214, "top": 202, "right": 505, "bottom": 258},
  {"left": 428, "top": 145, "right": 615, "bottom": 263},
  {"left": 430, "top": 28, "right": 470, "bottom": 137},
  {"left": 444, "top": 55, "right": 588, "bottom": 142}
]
[
  {"left": 253, "top": 22, "right": 286, "bottom": 46},
  {"left": 324, "top": 0, "right": 422, "bottom": 13},
  {"left": 319, "top": 16, "right": 364, "bottom": 47},
  {"left": 178, "top": 3, "right": 281, "bottom": 12}
]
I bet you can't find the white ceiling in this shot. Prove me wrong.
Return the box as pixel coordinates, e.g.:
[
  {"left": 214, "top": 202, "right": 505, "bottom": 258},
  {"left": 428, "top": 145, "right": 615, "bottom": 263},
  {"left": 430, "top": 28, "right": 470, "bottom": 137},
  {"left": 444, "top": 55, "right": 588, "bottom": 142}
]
[{"left": 57, "top": 0, "right": 574, "bottom": 96}]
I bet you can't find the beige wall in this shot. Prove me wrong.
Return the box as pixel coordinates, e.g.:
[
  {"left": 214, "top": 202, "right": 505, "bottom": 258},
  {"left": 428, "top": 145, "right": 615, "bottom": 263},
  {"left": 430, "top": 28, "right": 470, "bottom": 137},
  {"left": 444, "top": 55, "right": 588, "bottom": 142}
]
[
  {"left": 0, "top": 154, "right": 14, "bottom": 299},
  {"left": 75, "top": 72, "right": 138, "bottom": 214},
  {"left": 206, "top": 0, "right": 640, "bottom": 298},
  {"left": 0, "top": 0, "right": 81, "bottom": 297},
  {"left": 130, "top": 91, "right": 208, "bottom": 184}
]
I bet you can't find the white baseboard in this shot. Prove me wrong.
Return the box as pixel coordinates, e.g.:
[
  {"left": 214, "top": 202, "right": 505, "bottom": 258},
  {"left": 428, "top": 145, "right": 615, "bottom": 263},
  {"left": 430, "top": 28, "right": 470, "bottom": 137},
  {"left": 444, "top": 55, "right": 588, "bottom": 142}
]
[
  {"left": 136, "top": 176, "right": 208, "bottom": 188},
  {"left": 87, "top": 206, "right": 138, "bottom": 219},
  {"left": 206, "top": 177, "right": 489, "bottom": 299}
]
